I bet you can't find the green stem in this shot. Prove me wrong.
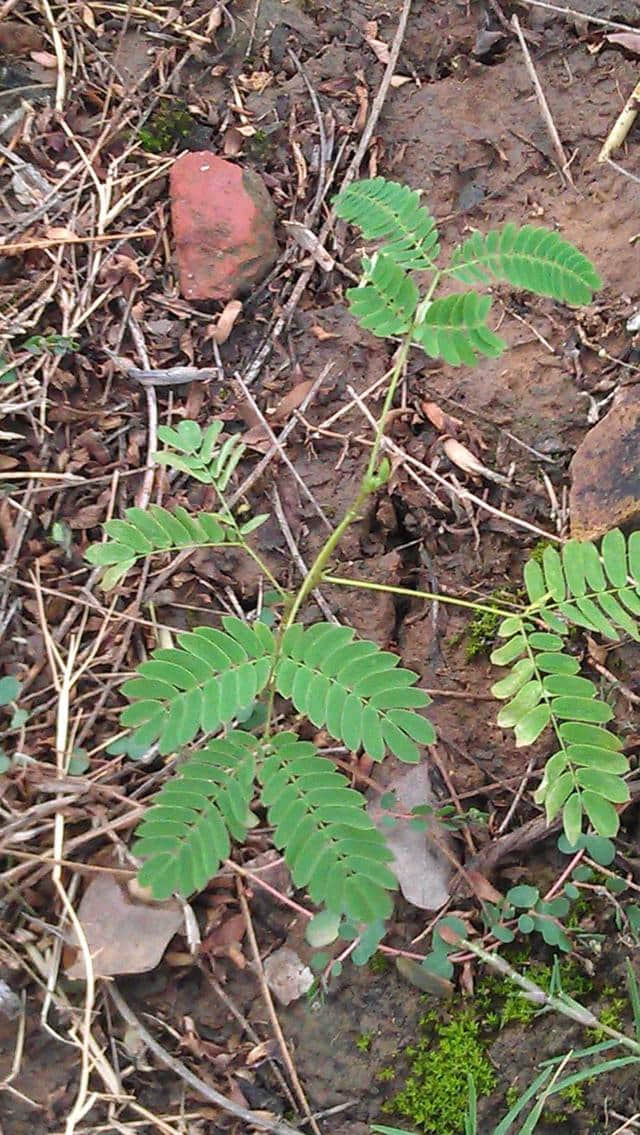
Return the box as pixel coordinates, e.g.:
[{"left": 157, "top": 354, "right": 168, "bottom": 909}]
[
  {"left": 283, "top": 329, "right": 416, "bottom": 630},
  {"left": 322, "top": 574, "right": 522, "bottom": 619},
  {"left": 463, "top": 937, "right": 640, "bottom": 1057}
]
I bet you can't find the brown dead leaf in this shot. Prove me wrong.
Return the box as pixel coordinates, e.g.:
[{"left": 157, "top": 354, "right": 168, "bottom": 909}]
[
  {"left": 246, "top": 1039, "right": 279, "bottom": 1067},
  {"left": 210, "top": 299, "right": 242, "bottom": 344},
  {"left": 606, "top": 32, "right": 640, "bottom": 54},
  {"left": 363, "top": 22, "right": 390, "bottom": 65},
  {"left": 100, "top": 254, "right": 146, "bottom": 299},
  {"left": 269, "top": 379, "right": 313, "bottom": 424},
  {"left": 201, "top": 912, "right": 246, "bottom": 954},
  {"left": 310, "top": 324, "right": 339, "bottom": 341},
  {"left": 67, "top": 503, "right": 106, "bottom": 529},
  {"left": 66, "top": 875, "right": 182, "bottom": 978},
  {"left": 223, "top": 126, "right": 245, "bottom": 156},
  {"left": 44, "top": 226, "right": 76, "bottom": 241},
  {"left": 422, "top": 400, "right": 463, "bottom": 435},
  {"left": 0, "top": 455, "right": 19, "bottom": 471},
  {"left": 390, "top": 75, "right": 412, "bottom": 87},
  {"left": 207, "top": 3, "right": 222, "bottom": 32},
  {"left": 465, "top": 869, "right": 503, "bottom": 904},
  {"left": 81, "top": 4, "right": 96, "bottom": 28},
  {"left": 239, "top": 70, "right": 272, "bottom": 92},
  {"left": 30, "top": 50, "right": 58, "bottom": 67},
  {"left": 442, "top": 437, "right": 510, "bottom": 487}
]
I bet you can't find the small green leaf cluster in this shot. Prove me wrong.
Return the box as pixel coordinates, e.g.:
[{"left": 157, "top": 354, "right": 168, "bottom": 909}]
[
  {"left": 333, "top": 176, "right": 601, "bottom": 367},
  {"left": 0, "top": 675, "right": 26, "bottom": 773},
  {"left": 420, "top": 916, "right": 468, "bottom": 982},
  {"left": 491, "top": 529, "right": 637, "bottom": 845},
  {"left": 85, "top": 420, "right": 268, "bottom": 588},
  {"left": 483, "top": 885, "right": 572, "bottom": 952}
]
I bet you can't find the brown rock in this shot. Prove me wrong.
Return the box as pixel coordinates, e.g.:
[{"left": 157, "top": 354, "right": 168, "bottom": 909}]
[
  {"left": 170, "top": 153, "right": 278, "bottom": 301},
  {"left": 570, "top": 385, "right": 640, "bottom": 540}
]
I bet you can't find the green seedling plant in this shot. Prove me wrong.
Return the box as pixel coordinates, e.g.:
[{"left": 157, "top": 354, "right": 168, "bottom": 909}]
[{"left": 82, "top": 176, "right": 620, "bottom": 953}]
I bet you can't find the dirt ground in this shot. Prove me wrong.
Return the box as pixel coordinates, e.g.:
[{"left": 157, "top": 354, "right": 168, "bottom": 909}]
[{"left": 3, "top": 0, "right": 640, "bottom": 1132}]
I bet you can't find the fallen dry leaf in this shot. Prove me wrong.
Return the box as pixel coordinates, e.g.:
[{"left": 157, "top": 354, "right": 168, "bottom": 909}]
[
  {"left": 30, "top": 49, "right": 58, "bottom": 67},
  {"left": 395, "top": 956, "right": 453, "bottom": 997},
  {"left": 310, "top": 323, "right": 339, "bottom": 341},
  {"left": 263, "top": 947, "right": 313, "bottom": 1005},
  {"left": 422, "top": 400, "right": 463, "bottom": 435},
  {"left": 365, "top": 33, "right": 390, "bottom": 64},
  {"left": 269, "top": 379, "right": 313, "bottom": 424},
  {"left": 210, "top": 299, "right": 242, "bottom": 344},
  {"left": 442, "top": 436, "right": 510, "bottom": 486},
  {"left": 369, "top": 764, "right": 451, "bottom": 911},
  {"left": 606, "top": 32, "right": 640, "bottom": 54},
  {"left": 201, "top": 912, "right": 246, "bottom": 954},
  {"left": 390, "top": 75, "right": 412, "bottom": 87},
  {"left": 66, "top": 874, "right": 182, "bottom": 978},
  {"left": 465, "top": 869, "right": 503, "bottom": 905}
]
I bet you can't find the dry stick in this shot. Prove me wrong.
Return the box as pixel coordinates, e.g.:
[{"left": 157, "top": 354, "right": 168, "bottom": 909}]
[
  {"left": 599, "top": 80, "right": 640, "bottom": 162},
  {"left": 517, "top": 0, "right": 640, "bottom": 34},
  {"left": 241, "top": 0, "right": 412, "bottom": 388},
  {"left": 40, "top": 0, "right": 66, "bottom": 112},
  {"left": 236, "top": 881, "right": 321, "bottom": 1135},
  {"left": 228, "top": 362, "right": 333, "bottom": 508},
  {"left": 511, "top": 14, "right": 574, "bottom": 188},
  {"left": 603, "top": 156, "right": 640, "bottom": 187},
  {"left": 108, "top": 983, "right": 304, "bottom": 1135},
  {"left": 233, "top": 371, "right": 332, "bottom": 530},
  {"left": 272, "top": 485, "right": 338, "bottom": 622},
  {"left": 345, "top": 384, "right": 561, "bottom": 542},
  {"left": 0, "top": 230, "right": 155, "bottom": 255},
  {"left": 197, "top": 965, "right": 298, "bottom": 1113},
  {"left": 122, "top": 302, "right": 157, "bottom": 511}
]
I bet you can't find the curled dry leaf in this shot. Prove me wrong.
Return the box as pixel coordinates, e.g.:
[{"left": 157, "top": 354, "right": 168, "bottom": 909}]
[
  {"left": 390, "top": 75, "right": 412, "bottom": 88},
  {"left": 465, "top": 869, "right": 504, "bottom": 905},
  {"left": 211, "top": 299, "right": 242, "bottom": 344},
  {"left": 442, "top": 436, "right": 510, "bottom": 486},
  {"left": 283, "top": 221, "right": 335, "bottom": 272},
  {"left": 395, "top": 956, "right": 453, "bottom": 997},
  {"left": 422, "top": 400, "right": 463, "bottom": 435},
  {"left": 223, "top": 126, "right": 245, "bottom": 156}
]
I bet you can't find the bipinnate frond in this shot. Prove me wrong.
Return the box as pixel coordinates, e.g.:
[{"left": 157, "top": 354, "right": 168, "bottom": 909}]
[
  {"left": 260, "top": 732, "right": 397, "bottom": 921},
  {"left": 134, "top": 731, "right": 258, "bottom": 899},
  {"left": 448, "top": 223, "right": 602, "bottom": 305},
  {"left": 413, "top": 293, "right": 506, "bottom": 366},
  {"left": 523, "top": 530, "right": 640, "bottom": 641},
  {"left": 490, "top": 529, "right": 637, "bottom": 844},
  {"left": 334, "top": 177, "right": 440, "bottom": 269},
  {"left": 120, "top": 616, "right": 275, "bottom": 754},
  {"left": 275, "top": 624, "right": 435, "bottom": 762},
  {"left": 85, "top": 504, "right": 246, "bottom": 589},
  {"left": 346, "top": 253, "right": 419, "bottom": 337}
]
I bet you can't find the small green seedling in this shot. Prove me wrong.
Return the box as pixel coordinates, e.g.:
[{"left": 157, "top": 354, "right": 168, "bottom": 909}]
[{"left": 78, "top": 178, "right": 623, "bottom": 951}]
